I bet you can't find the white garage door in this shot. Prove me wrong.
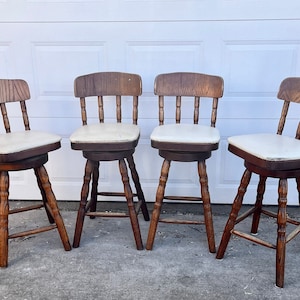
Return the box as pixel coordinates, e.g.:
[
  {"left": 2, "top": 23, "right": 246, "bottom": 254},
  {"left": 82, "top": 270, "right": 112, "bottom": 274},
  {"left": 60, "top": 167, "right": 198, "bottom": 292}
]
[{"left": 0, "top": 0, "right": 300, "bottom": 204}]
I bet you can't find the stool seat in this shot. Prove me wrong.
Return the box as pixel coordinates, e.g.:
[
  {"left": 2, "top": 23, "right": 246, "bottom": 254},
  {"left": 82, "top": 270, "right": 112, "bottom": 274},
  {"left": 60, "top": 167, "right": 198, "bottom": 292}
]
[
  {"left": 229, "top": 133, "right": 300, "bottom": 168},
  {"left": 151, "top": 124, "right": 220, "bottom": 152},
  {"left": 0, "top": 130, "right": 61, "bottom": 162},
  {"left": 70, "top": 123, "right": 140, "bottom": 151}
]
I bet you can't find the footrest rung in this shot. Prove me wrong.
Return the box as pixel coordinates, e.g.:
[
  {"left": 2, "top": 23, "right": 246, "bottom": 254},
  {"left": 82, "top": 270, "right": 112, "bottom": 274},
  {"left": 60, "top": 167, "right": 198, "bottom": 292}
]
[
  {"left": 232, "top": 229, "right": 276, "bottom": 249},
  {"left": 135, "top": 200, "right": 142, "bottom": 213},
  {"left": 159, "top": 218, "right": 203, "bottom": 225},
  {"left": 98, "top": 192, "right": 138, "bottom": 197},
  {"left": 86, "top": 212, "right": 129, "bottom": 218},
  {"left": 9, "top": 204, "right": 44, "bottom": 215},
  {"left": 164, "top": 196, "right": 202, "bottom": 201},
  {"left": 286, "top": 225, "right": 300, "bottom": 243},
  {"left": 235, "top": 207, "right": 256, "bottom": 224},
  {"left": 262, "top": 209, "right": 300, "bottom": 226},
  {"left": 9, "top": 224, "right": 57, "bottom": 239}
]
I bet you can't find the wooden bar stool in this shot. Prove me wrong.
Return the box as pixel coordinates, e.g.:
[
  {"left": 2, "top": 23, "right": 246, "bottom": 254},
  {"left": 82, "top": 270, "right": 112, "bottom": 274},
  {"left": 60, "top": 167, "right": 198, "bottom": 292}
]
[
  {"left": 0, "top": 79, "right": 71, "bottom": 267},
  {"left": 146, "top": 72, "right": 224, "bottom": 252},
  {"left": 71, "top": 72, "right": 149, "bottom": 250},
  {"left": 216, "top": 77, "right": 300, "bottom": 288}
]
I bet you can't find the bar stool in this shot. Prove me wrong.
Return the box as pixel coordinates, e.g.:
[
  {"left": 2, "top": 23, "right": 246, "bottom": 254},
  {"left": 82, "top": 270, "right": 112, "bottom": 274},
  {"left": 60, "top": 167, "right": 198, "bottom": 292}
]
[
  {"left": 70, "top": 72, "right": 149, "bottom": 250},
  {"left": 146, "top": 72, "right": 224, "bottom": 252},
  {"left": 216, "top": 77, "right": 300, "bottom": 288},
  {"left": 0, "top": 79, "right": 71, "bottom": 267}
]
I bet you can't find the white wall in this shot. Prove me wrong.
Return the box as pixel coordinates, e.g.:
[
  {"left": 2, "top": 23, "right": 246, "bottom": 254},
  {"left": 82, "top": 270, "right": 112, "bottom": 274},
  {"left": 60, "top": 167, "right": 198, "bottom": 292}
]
[{"left": 1, "top": 0, "right": 300, "bottom": 204}]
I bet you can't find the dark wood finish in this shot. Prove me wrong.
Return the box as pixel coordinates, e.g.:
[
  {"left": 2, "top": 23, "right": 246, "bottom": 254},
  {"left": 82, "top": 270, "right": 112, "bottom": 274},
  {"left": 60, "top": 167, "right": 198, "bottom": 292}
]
[
  {"left": 71, "top": 72, "right": 149, "bottom": 250},
  {"left": 0, "top": 170, "right": 9, "bottom": 267},
  {"left": 228, "top": 144, "right": 300, "bottom": 171},
  {"left": 146, "top": 72, "right": 224, "bottom": 253},
  {"left": 216, "top": 77, "right": 300, "bottom": 288},
  {"left": 154, "top": 72, "right": 223, "bottom": 126},
  {"left": 0, "top": 79, "right": 71, "bottom": 267},
  {"left": 0, "top": 142, "right": 61, "bottom": 163}
]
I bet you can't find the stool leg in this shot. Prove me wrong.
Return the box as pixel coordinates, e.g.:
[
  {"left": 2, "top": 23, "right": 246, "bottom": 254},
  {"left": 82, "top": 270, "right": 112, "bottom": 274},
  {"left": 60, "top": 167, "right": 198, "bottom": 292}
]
[
  {"left": 119, "top": 158, "right": 143, "bottom": 250},
  {"left": 276, "top": 178, "right": 288, "bottom": 288},
  {"left": 296, "top": 177, "right": 300, "bottom": 205},
  {"left": 73, "top": 159, "right": 94, "bottom": 248},
  {"left": 35, "top": 165, "right": 71, "bottom": 251},
  {"left": 89, "top": 161, "right": 100, "bottom": 219},
  {"left": 216, "top": 168, "right": 252, "bottom": 259},
  {"left": 198, "top": 160, "right": 216, "bottom": 253},
  {"left": 127, "top": 155, "right": 150, "bottom": 221},
  {"left": 146, "top": 159, "right": 171, "bottom": 250},
  {"left": 251, "top": 175, "right": 267, "bottom": 234},
  {"left": 0, "top": 171, "right": 9, "bottom": 267},
  {"left": 35, "top": 169, "right": 55, "bottom": 224}
]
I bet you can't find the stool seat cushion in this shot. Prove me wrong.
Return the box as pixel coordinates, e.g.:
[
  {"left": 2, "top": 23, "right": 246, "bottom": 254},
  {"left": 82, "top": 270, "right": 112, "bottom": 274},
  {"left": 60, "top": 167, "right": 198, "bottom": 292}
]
[
  {"left": 151, "top": 124, "right": 220, "bottom": 144},
  {"left": 0, "top": 130, "right": 61, "bottom": 155},
  {"left": 228, "top": 133, "right": 300, "bottom": 161},
  {"left": 70, "top": 123, "right": 140, "bottom": 144}
]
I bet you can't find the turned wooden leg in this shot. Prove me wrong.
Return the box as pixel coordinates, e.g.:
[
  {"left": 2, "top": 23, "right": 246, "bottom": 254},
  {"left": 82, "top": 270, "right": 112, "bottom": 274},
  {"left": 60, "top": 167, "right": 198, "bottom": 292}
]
[
  {"left": 73, "top": 159, "right": 94, "bottom": 248},
  {"left": 119, "top": 158, "right": 143, "bottom": 250},
  {"left": 276, "top": 178, "right": 287, "bottom": 288},
  {"left": 296, "top": 177, "right": 300, "bottom": 205},
  {"left": 89, "top": 161, "right": 99, "bottom": 219},
  {"left": 35, "top": 168, "right": 55, "bottom": 224},
  {"left": 0, "top": 171, "right": 9, "bottom": 267},
  {"left": 146, "top": 159, "right": 171, "bottom": 250},
  {"left": 198, "top": 160, "right": 216, "bottom": 253},
  {"left": 216, "top": 168, "right": 252, "bottom": 259},
  {"left": 127, "top": 155, "right": 149, "bottom": 221},
  {"left": 35, "top": 165, "right": 71, "bottom": 251},
  {"left": 251, "top": 175, "right": 267, "bottom": 234}
]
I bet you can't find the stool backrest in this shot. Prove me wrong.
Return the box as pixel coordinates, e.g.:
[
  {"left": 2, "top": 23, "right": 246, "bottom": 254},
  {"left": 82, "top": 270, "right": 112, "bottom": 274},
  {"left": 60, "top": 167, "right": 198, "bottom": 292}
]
[
  {"left": 74, "top": 72, "right": 142, "bottom": 125},
  {"left": 0, "top": 79, "right": 31, "bottom": 133},
  {"left": 154, "top": 72, "right": 224, "bottom": 127},
  {"left": 277, "top": 77, "right": 300, "bottom": 137}
]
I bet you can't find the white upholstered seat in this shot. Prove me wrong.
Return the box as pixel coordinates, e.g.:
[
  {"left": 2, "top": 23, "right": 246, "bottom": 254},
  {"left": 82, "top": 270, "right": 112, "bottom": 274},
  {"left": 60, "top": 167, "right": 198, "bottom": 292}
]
[
  {"left": 0, "top": 131, "right": 61, "bottom": 155},
  {"left": 70, "top": 123, "right": 140, "bottom": 144},
  {"left": 151, "top": 124, "right": 220, "bottom": 145},
  {"left": 228, "top": 133, "right": 300, "bottom": 162}
]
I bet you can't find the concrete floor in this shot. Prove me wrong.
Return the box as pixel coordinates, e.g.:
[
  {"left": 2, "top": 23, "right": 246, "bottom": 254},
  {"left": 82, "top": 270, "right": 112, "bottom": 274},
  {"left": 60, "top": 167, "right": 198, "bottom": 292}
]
[{"left": 1, "top": 202, "right": 300, "bottom": 300}]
